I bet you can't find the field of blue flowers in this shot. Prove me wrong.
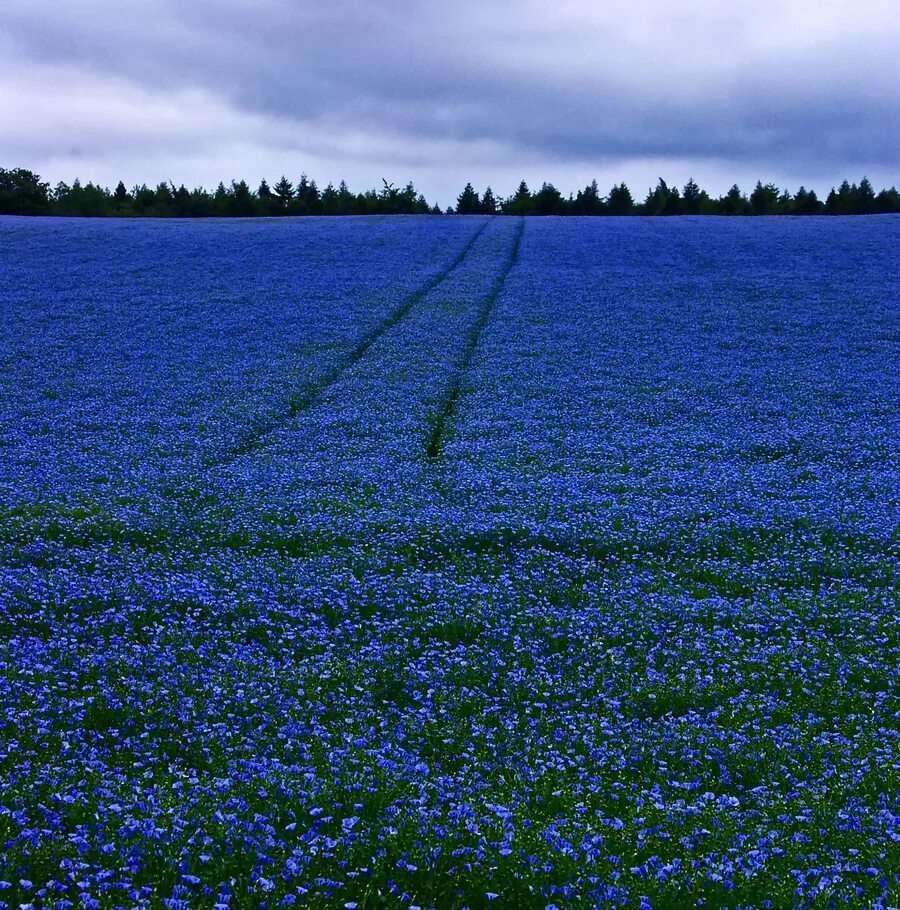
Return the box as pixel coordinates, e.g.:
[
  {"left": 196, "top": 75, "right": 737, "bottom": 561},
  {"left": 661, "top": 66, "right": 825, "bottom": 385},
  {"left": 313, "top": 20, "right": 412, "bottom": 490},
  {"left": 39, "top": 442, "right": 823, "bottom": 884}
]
[{"left": 0, "top": 214, "right": 897, "bottom": 909}]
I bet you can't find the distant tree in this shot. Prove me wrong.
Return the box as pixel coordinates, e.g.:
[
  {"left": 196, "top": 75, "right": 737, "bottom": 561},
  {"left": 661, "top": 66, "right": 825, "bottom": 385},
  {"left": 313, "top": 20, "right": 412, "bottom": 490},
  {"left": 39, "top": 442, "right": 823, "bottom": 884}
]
[
  {"left": 503, "top": 180, "right": 533, "bottom": 215},
  {"left": 642, "top": 178, "right": 683, "bottom": 215},
  {"left": 455, "top": 182, "right": 481, "bottom": 214},
  {"left": 171, "top": 183, "right": 193, "bottom": 217},
  {"left": 573, "top": 179, "right": 605, "bottom": 215},
  {"left": 320, "top": 182, "right": 340, "bottom": 215},
  {"left": 257, "top": 178, "right": 282, "bottom": 216},
  {"left": 229, "top": 180, "right": 255, "bottom": 217},
  {"left": 643, "top": 178, "right": 668, "bottom": 215},
  {"left": 305, "top": 178, "right": 323, "bottom": 215},
  {"left": 149, "top": 182, "right": 172, "bottom": 217},
  {"left": 855, "top": 177, "right": 877, "bottom": 214},
  {"left": 875, "top": 186, "right": 900, "bottom": 213},
  {"left": 212, "top": 182, "right": 230, "bottom": 216},
  {"left": 717, "top": 184, "right": 750, "bottom": 215},
  {"left": 481, "top": 186, "right": 498, "bottom": 214},
  {"left": 127, "top": 183, "right": 153, "bottom": 215},
  {"left": 0, "top": 167, "right": 51, "bottom": 214},
  {"left": 607, "top": 182, "right": 634, "bottom": 215},
  {"left": 294, "top": 174, "right": 322, "bottom": 215},
  {"left": 378, "top": 178, "right": 399, "bottom": 213},
  {"left": 682, "top": 178, "right": 710, "bottom": 215},
  {"left": 113, "top": 180, "right": 130, "bottom": 207},
  {"left": 749, "top": 181, "right": 780, "bottom": 215},
  {"left": 825, "top": 180, "right": 854, "bottom": 215},
  {"left": 792, "top": 186, "right": 822, "bottom": 215},
  {"left": 51, "top": 178, "right": 114, "bottom": 217},
  {"left": 392, "top": 181, "right": 427, "bottom": 214},
  {"left": 337, "top": 180, "right": 355, "bottom": 214},
  {"left": 273, "top": 175, "right": 294, "bottom": 207},
  {"left": 189, "top": 186, "right": 215, "bottom": 217},
  {"left": 532, "top": 182, "right": 565, "bottom": 215}
]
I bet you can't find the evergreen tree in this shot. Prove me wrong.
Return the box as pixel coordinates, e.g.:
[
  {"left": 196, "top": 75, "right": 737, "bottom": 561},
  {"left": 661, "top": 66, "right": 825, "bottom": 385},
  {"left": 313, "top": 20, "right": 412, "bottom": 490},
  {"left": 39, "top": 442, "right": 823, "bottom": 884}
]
[
  {"left": 171, "top": 184, "right": 192, "bottom": 217},
  {"left": 229, "top": 180, "right": 255, "bottom": 217},
  {"left": 718, "top": 184, "right": 750, "bottom": 215},
  {"left": 337, "top": 180, "right": 355, "bottom": 214},
  {"left": 212, "top": 182, "right": 230, "bottom": 216},
  {"left": 574, "top": 180, "right": 605, "bottom": 215},
  {"left": 855, "top": 177, "right": 876, "bottom": 214},
  {"left": 504, "top": 180, "right": 533, "bottom": 215},
  {"left": 189, "top": 186, "right": 215, "bottom": 217},
  {"left": 875, "top": 187, "right": 900, "bottom": 213},
  {"left": 643, "top": 178, "right": 672, "bottom": 215},
  {"left": 792, "top": 186, "right": 822, "bottom": 215},
  {"left": 826, "top": 180, "right": 854, "bottom": 215},
  {"left": 532, "top": 182, "right": 565, "bottom": 215},
  {"left": 320, "top": 182, "right": 340, "bottom": 215},
  {"left": 750, "top": 181, "right": 780, "bottom": 215},
  {"left": 273, "top": 176, "right": 294, "bottom": 206},
  {"left": 607, "top": 183, "right": 634, "bottom": 215},
  {"left": 151, "top": 182, "right": 173, "bottom": 216},
  {"left": 257, "top": 178, "right": 282, "bottom": 216},
  {"left": 455, "top": 182, "right": 481, "bottom": 214},
  {"left": 481, "top": 186, "right": 498, "bottom": 214},
  {"left": 682, "top": 178, "right": 709, "bottom": 215},
  {"left": 294, "top": 174, "right": 322, "bottom": 214}
]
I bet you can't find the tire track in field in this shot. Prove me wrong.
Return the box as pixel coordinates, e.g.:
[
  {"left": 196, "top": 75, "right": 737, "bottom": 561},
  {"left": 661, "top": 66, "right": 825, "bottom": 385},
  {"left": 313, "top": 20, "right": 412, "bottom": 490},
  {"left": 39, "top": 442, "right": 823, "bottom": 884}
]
[
  {"left": 426, "top": 217, "right": 525, "bottom": 460},
  {"left": 220, "top": 217, "right": 492, "bottom": 461}
]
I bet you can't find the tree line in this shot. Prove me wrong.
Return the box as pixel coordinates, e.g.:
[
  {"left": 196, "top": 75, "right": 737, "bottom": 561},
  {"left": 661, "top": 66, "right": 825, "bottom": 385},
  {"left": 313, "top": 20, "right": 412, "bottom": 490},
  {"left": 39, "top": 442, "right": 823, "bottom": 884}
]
[
  {"left": 456, "top": 178, "right": 900, "bottom": 216},
  {"left": 2, "top": 167, "right": 898, "bottom": 217}
]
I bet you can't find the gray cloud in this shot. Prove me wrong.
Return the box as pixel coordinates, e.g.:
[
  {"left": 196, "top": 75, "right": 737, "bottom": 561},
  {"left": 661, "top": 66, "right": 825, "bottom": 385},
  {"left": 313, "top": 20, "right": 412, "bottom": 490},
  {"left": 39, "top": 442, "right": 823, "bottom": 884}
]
[{"left": 2, "top": 0, "right": 898, "bottom": 204}]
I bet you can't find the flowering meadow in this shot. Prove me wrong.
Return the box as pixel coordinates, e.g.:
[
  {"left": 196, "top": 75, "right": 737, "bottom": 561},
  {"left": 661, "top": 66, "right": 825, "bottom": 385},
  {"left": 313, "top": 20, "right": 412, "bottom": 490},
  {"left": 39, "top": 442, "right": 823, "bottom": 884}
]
[{"left": 0, "top": 214, "right": 897, "bottom": 909}]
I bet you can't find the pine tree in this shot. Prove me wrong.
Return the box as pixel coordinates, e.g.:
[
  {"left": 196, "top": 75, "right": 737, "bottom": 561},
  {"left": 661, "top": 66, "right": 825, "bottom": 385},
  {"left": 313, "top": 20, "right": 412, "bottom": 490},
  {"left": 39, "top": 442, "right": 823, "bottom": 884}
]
[
  {"left": 481, "top": 186, "right": 498, "bottom": 214},
  {"left": 607, "top": 182, "right": 634, "bottom": 215},
  {"left": 273, "top": 176, "right": 294, "bottom": 204},
  {"left": 718, "top": 184, "right": 750, "bottom": 215},
  {"left": 682, "top": 178, "right": 708, "bottom": 215},
  {"left": 455, "top": 182, "right": 481, "bottom": 214},
  {"left": 503, "top": 180, "right": 533, "bottom": 215}
]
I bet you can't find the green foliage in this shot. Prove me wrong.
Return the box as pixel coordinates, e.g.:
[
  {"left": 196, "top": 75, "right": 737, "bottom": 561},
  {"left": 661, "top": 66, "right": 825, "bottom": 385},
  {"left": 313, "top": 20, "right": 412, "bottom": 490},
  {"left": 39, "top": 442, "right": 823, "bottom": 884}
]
[
  {"left": 480, "top": 186, "right": 498, "bottom": 214},
  {"left": 572, "top": 179, "right": 606, "bottom": 215},
  {"left": 531, "top": 181, "right": 566, "bottom": 215},
  {"left": 792, "top": 185, "right": 822, "bottom": 214},
  {"left": 0, "top": 167, "right": 50, "bottom": 214},
  {"left": 718, "top": 183, "right": 751, "bottom": 215},
  {"left": 607, "top": 182, "right": 634, "bottom": 215},
  {"left": 455, "top": 182, "right": 481, "bottom": 214},
  {"left": 1, "top": 164, "right": 897, "bottom": 217},
  {"left": 642, "top": 178, "right": 684, "bottom": 215},
  {"left": 502, "top": 180, "right": 533, "bottom": 215},
  {"left": 750, "top": 180, "right": 781, "bottom": 214}
]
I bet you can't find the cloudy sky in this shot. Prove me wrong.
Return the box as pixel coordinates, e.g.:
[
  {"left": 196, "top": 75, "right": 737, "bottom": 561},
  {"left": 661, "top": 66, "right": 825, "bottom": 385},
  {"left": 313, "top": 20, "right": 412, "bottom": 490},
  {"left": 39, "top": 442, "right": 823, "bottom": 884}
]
[{"left": 2, "top": 0, "right": 898, "bottom": 206}]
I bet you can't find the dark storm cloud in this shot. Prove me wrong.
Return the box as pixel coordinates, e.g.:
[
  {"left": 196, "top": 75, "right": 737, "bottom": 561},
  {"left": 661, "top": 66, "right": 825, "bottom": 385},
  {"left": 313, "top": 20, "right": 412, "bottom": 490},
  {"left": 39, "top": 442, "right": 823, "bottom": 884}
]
[{"left": 2, "top": 0, "right": 898, "bottom": 200}]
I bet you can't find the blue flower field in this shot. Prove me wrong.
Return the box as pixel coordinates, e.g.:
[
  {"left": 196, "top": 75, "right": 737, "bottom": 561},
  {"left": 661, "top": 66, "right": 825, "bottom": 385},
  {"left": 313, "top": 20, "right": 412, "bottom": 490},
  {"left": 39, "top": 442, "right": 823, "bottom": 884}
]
[{"left": 0, "top": 214, "right": 897, "bottom": 908}]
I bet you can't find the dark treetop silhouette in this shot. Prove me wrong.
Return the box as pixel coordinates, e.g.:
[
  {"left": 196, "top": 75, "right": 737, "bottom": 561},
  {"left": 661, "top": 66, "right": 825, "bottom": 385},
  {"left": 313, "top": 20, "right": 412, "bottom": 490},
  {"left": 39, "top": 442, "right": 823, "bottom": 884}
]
[{"left": 1, "top": 168, "right": 898, "bottom": 217}]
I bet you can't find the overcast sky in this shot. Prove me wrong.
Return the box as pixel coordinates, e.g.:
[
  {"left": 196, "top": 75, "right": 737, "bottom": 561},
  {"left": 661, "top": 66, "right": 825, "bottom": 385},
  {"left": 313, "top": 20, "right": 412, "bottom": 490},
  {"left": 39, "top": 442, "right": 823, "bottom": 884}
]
[{"left": 2, "top": 0, "right": 898, "bottom": 206}]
